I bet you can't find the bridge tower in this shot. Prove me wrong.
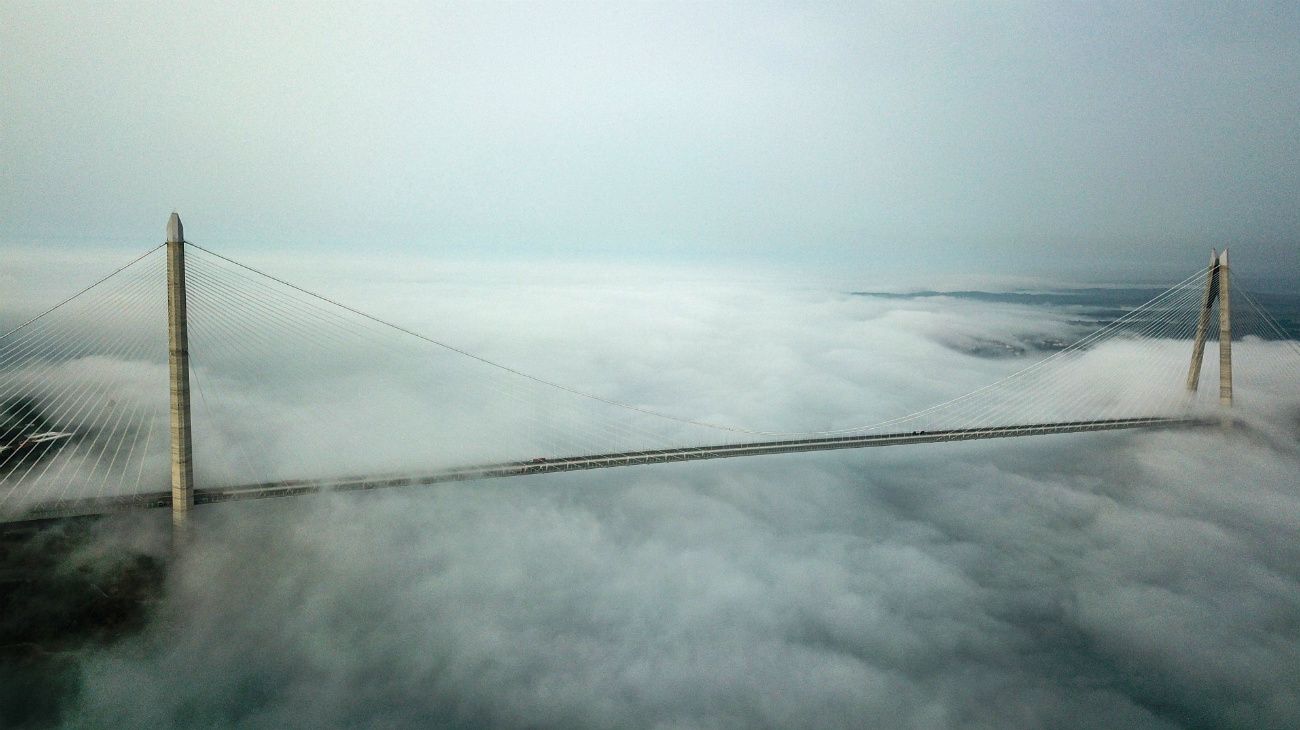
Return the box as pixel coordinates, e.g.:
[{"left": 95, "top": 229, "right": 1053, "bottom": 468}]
[
  {"left": 166, "top": 213, "right": 195, "bottom": 544},
  {"left": 1185, "top": 248, "right": 1232, "bottom": 406}
]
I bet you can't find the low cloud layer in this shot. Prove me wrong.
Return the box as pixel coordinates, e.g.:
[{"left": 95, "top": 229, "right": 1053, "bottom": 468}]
[{"left": 4, "top": 266, "right": 1289, "bottom": 729}]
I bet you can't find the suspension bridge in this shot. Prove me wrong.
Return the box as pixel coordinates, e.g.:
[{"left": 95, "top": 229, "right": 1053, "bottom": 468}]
[{"left": 2, "top": 215, "right": 1297, "bottom": 540}]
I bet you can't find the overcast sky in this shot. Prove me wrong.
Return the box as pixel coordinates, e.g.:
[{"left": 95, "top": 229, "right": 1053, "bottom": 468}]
[{"left": 3, "top": 1, "right": 1299, "bottom": 284}]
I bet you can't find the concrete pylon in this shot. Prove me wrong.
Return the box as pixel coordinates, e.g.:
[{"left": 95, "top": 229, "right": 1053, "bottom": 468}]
[
  {"left": 166, "top": 213, "right": 195, "bottom": 545},
  {"left": 1217, "top": 249, "right": 1232, "bottom": 407},
  {"left": 1184, "top": 248, "right": 1232, "bottom": 408}
]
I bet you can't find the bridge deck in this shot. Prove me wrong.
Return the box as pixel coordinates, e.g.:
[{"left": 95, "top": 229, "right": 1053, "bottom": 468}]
[{"left": 2, "top": 416, "right": 1215, "bottom": 524}]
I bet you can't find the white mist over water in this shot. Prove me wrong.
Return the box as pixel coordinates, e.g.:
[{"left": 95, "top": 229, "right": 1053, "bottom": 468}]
[{"left": 8, "top": 265, "right": 1290, "bottom": 729}]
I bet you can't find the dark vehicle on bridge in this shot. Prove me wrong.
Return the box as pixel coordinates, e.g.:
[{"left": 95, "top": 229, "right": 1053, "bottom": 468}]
[{"left": 0, "top": 398, "right": 73, "bottom": 472}]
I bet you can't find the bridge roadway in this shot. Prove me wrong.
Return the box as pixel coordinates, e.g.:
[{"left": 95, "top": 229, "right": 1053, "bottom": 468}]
[{"left": 4, "top": 416, "right": 1215, "bottom": 524}]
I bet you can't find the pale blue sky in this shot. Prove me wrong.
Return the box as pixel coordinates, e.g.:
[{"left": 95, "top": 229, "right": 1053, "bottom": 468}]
[{"left": 3, "top": 1, "right": 1298, "bottom": 284}]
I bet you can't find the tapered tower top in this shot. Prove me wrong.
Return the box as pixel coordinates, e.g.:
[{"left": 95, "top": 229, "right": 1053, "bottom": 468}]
[{"left": 167, "top": 212, "right": 183, "bottom": 244}]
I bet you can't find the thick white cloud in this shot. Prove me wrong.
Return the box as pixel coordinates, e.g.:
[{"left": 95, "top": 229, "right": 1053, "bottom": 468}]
[{"left": 5, "top": 264, "right": 1290, "bottom": 728}]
